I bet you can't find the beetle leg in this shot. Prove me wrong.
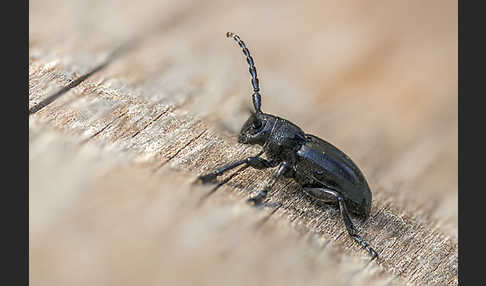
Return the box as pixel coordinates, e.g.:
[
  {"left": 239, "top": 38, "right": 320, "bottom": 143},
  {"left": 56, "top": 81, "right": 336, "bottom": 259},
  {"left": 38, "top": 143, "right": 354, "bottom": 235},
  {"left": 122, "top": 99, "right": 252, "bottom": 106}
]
[
  {"left": 303, "top": 187, "right": 378, "bottom": 260},
  {"left": 247, "top": 161, "right": 289, "bottom": 206},
  {"left": 302, "top": 187, "right": 336, "bottom": 204},
  {"left": 197, "top": 151, "right": 277, "bottom": 183}
]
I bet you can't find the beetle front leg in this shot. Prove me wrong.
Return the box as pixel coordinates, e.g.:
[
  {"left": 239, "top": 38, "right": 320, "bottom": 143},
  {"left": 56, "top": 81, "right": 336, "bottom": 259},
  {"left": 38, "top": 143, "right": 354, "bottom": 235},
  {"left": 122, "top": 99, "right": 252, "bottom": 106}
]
[
  {"left": 247, "top": 161, "right": 289, "bottom": 206},
  {"left": 197, "top": 151, "right": 276, "bottom": 183}
]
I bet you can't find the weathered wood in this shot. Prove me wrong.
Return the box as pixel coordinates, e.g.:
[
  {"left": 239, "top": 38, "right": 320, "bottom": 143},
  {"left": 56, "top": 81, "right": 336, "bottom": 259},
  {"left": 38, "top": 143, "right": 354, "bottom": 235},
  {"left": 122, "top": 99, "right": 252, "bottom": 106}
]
[{"left": 29, "top": 0, "right": 457, "bottom": 285}]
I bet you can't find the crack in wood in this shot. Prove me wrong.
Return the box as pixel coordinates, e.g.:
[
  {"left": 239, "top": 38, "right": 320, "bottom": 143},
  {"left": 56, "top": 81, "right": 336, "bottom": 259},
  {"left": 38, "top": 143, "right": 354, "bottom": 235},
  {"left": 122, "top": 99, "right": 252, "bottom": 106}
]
[
  {"left": 81, "top": 111, "right": 129, "bottom": 144},
  {"left": 410, "top": 236, "right": 455, "bottom": 285},
  {"left": 28, "top": 1, "right": 206, "bottom": 116},
  {"left": 447, "top": 275, "right": 457, "bottom": 285},
  {"left": 426, "top": 246, "right": 453, "bottom": 282},
  {"left": 28, "top": 44, "right": 132, "bottom": 115},
  {"left": 397, "top": 233, "right": 429, "bottom": 278},
  {"left": 131, "top": 108, "right": 171, "bottom": 138},
  {"left": 154, "top": 129, "right": 208, "bottom": 172}
]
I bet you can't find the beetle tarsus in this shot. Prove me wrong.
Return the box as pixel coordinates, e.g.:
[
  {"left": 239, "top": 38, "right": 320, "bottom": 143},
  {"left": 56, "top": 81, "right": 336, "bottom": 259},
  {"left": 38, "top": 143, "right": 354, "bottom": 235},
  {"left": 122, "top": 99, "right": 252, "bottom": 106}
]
[
  {"left": 351, "top": 234, "right": 379, "bottom": 260},
  {"left": 247, "top": 198, "right": 281, "bottom": 209},
  {"left": 247, "top": 190, "right": 268, "bottom": 206},
  {"left": 197, "top": 173, "right": 218, "bottom": 184}
]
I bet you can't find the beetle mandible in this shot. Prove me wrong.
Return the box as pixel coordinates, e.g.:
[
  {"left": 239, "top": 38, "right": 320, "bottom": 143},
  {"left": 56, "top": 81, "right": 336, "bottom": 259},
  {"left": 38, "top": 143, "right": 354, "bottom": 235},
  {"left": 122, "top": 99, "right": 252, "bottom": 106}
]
[{"left": 198, "top": 32, "right": 378, "bottom": 259}]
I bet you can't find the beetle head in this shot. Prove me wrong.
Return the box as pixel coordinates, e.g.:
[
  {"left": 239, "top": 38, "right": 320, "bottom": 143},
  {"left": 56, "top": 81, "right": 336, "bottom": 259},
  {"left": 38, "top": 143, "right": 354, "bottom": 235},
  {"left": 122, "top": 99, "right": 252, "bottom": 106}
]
[{"left": 238, "top": 112, "right": 277, "bottom": 145}]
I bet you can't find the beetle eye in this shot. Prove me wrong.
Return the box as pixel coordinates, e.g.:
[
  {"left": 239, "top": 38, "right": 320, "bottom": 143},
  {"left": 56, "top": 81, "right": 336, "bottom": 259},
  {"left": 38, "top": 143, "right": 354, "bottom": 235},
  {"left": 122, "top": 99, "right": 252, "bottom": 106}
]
[{"left": 252, "top": 120, "right": 262, "bottom": 130}]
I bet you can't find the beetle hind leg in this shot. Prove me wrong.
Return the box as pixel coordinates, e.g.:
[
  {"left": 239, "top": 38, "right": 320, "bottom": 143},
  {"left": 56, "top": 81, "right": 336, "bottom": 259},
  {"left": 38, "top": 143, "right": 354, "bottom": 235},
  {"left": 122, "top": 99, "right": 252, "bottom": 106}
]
[
  {"left": 303, "top": 187, "right": 378, "bottom": 260},
  {"left": 350, "top": 232, "right": 378, "bottom": 260},
  {"left": 302, "top": 187, "right": 337, "bottom": 204},
  {"left": 337, "top": 195, "right": 378, "bottom": 259}
]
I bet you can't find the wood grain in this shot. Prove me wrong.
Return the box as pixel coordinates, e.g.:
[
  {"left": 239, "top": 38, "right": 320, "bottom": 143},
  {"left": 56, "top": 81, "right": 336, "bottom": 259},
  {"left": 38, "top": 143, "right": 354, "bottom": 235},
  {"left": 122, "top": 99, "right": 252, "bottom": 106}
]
[{"left": 29, "top": 0, "right": 457, "bottom": 285}]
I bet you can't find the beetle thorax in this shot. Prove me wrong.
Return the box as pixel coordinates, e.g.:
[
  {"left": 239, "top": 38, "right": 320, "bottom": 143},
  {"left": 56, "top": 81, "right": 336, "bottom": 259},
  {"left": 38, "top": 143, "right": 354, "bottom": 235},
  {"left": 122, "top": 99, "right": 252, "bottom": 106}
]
[{"left": 264, "top": 117, "right": 306, "bottom": 161}]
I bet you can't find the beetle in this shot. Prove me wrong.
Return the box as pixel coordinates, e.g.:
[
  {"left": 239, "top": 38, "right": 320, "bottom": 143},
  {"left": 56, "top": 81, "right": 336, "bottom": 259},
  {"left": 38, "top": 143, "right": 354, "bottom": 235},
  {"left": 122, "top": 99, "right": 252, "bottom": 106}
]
[{"left": 198, "top": 32, "right": 378, "bottom": 259}]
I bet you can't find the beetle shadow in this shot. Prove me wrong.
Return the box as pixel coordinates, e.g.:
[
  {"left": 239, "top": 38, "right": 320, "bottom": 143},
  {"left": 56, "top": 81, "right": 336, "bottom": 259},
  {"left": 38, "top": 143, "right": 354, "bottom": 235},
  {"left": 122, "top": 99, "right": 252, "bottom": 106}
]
[
  {"left": 223, "top": 177, "right": 455, "bottom": 272},
  {"left": 224, "top": 176, "right": 412, "bottom": 237}
]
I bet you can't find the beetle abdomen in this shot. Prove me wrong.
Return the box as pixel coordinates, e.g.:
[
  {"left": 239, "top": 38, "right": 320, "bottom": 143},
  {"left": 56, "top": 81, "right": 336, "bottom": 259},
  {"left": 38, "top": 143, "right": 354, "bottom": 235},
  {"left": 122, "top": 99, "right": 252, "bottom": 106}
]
[
  {"left": 295, "top": 134, "right": 372, "bottom": 218},
  {"left": 298, "top": 144, "right": 362, "bottom": 185}
]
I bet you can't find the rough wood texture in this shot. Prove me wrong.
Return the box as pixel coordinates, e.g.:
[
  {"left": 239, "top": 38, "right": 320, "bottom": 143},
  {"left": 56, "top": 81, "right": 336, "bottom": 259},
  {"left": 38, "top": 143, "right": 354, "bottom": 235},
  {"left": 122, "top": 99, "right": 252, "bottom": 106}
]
[{"left": 29, "top": 0, "right": 457, "bottom": 285}]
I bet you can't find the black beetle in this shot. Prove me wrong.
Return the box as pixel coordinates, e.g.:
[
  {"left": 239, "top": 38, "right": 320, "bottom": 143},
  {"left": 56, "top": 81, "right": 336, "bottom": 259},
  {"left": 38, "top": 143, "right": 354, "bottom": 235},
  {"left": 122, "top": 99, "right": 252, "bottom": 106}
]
[{"left": 198, "top": 32, "right": 378, "bottom": 259}]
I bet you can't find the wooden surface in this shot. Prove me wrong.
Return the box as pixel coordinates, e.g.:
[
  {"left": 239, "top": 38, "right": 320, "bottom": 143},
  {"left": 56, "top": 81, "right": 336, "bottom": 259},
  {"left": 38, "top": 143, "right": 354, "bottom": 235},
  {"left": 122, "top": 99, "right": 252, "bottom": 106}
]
[{"left": 29, "top": 0, "right": 457, "bottom": 285}]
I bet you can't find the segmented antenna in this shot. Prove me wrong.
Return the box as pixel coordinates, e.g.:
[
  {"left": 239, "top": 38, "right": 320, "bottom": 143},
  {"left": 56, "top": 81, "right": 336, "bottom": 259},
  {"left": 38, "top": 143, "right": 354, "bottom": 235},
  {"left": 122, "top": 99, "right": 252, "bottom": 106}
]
[{"left": 226, "top": 32, "right": 262, "bottom": 113}]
